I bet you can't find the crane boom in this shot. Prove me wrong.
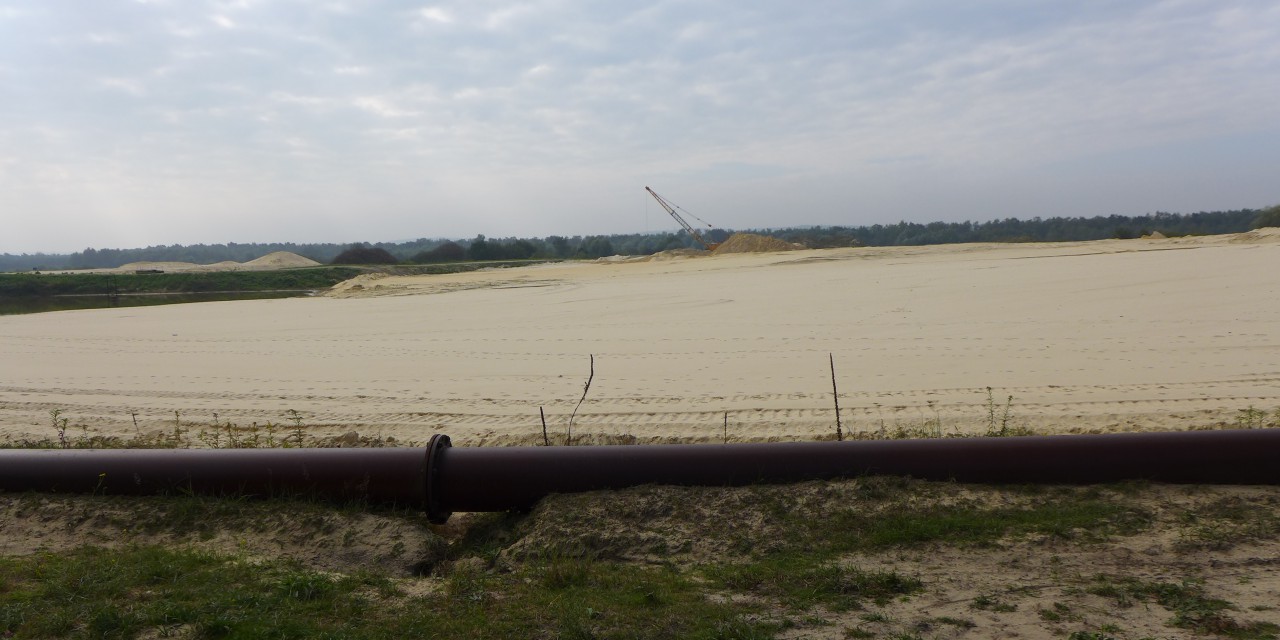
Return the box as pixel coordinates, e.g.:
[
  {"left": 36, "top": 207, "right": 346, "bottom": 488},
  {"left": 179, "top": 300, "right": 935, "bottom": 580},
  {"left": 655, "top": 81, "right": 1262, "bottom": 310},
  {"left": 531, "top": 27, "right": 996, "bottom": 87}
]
[{"left": 645, "top": 186, "right": 719, "bottom": 251}]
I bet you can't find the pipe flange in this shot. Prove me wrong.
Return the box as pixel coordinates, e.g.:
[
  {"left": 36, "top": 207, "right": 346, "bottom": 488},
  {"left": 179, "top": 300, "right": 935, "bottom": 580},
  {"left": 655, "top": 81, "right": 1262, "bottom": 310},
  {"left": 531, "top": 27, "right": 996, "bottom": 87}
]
[{"left": 423, "top": 434, "right": 452, "bottom": 523}]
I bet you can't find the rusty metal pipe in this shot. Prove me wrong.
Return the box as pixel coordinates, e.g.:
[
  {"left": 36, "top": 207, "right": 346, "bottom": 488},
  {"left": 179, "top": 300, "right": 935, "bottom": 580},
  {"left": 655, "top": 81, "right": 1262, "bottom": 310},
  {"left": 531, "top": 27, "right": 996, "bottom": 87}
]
[{"left": 2, "top": 430, "right": 1279, "bottom": 523}]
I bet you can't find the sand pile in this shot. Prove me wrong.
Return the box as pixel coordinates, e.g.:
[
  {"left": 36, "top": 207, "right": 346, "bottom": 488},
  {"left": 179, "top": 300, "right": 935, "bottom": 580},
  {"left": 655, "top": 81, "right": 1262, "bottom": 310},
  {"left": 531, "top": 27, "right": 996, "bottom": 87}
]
[
  {"left": 114, "top": 251, "right": 319, "bottom": 273},
  {"left": 1228, "top": 227, "right": 1280, "bottom": 244},
  {"left": 244, "top": 251, "right": 321, "bottom": 268},
  {"left": 713, "top": 233, "right": 804, "bottom": 254},
  {"left": 117, "top": 261, "right": 208, "bottom": 272}
]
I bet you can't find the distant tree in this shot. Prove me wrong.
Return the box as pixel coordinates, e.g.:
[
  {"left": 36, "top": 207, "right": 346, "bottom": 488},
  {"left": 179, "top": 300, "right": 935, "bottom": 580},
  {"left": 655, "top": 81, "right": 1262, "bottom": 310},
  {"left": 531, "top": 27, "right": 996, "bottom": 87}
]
[
  {"left": 546, "top": 235, "right": 572, "bottom": 258},
  {"left": 505, "top": 239, "right": 537, "bottom": 259},
  {"left": 1251, "top": 204, "right": 1280, "bottom": 229},
  {"left": 412, "top": 241, "right": 466, "bottom": 263},
  {"left": 331, "top": 244, "right": 397, "bottom": 265},
  {"left": 466, "top": 235, "right": 492, "bottom": 261},
  {"left": 575, "top": 236, "right": 615, "bottom": 258}
]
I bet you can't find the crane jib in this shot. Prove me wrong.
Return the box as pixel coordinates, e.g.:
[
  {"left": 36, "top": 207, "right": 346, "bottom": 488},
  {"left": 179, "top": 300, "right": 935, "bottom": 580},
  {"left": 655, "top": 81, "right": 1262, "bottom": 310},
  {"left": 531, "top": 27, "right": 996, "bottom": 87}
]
[{"left": 645, "top": 186, "right": 719, "bottom": 251}]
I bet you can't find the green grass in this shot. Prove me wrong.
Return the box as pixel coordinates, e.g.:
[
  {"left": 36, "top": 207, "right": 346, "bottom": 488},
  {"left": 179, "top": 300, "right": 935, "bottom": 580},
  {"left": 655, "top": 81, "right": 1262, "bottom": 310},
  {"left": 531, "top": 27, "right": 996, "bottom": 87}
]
[
  {"left": 705, "top": 555, "right": 922, "bottom": 611},
  {"left": 7, "top": 479, "right": 1273, "bottom": 639},
  {"left": 1176, "top": 494, "right": 1280, "bottom": 550},
  {"left": 0, "top": 547, "right": 776, "bottom": 640},
  {"left": 841, "top": 499, "right": 1148, "bottom": 548},
  {"left": 0, "top": 260, "right": 563, "bottom": 299},
  {"left": 1087, "top": 575, "right": 1279, "bottom": 639},
  {"left": 758, "top": 483, "right": 1151, "bottom": 555},
  {"left": 0, "top": 546, "right": 389, "bottom": 639},
  {"left": 0, "top": 267, "right": 364, "bottom": 297}
]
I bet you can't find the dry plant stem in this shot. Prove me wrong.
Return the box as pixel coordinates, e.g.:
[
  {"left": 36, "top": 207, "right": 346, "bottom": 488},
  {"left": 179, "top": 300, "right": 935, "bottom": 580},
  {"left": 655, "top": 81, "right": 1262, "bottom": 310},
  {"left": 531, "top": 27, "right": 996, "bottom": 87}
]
[
  {"left": 829, "top": 353, "right": 843, "bottom": 442},
  {"left": 567, "top": 354, "right": 594, "bottom": 446},
  {"left": 539, "top": 406, "right": 549, "bottom": 446}
]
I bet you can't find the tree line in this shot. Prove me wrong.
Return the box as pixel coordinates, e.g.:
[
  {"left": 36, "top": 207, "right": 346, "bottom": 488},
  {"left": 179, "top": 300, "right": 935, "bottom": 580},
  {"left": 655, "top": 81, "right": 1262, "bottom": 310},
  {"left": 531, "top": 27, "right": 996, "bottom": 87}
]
[{"left": 3, "top": 206, "right": 1276, "bottom": 271}]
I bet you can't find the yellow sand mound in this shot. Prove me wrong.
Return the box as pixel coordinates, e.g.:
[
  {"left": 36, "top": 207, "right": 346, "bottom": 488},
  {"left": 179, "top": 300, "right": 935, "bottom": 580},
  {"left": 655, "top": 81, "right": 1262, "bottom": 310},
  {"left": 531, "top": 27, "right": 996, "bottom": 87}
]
[
  {"left": 115, "top": 251, "right": 320, "bottom": 273},
  {"left": 1228, "top": 227, "right": 1280, "bottom": 244},
  {"left": 244, "top": 251, "right": 321, "bottom": 268},
  {"left": 117, "top": 261, "right": 205, "bottom": 272},
  {"left": 713, "top": 233, "right": 804, "bottom": 254}
]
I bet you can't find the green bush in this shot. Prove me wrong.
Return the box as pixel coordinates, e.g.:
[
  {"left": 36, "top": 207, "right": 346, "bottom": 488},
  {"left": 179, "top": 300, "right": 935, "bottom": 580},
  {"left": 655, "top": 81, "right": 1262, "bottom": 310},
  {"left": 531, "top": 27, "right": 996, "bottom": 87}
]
[{"left": 1251, "top": 204, "right": 1280, "bottom": 229}]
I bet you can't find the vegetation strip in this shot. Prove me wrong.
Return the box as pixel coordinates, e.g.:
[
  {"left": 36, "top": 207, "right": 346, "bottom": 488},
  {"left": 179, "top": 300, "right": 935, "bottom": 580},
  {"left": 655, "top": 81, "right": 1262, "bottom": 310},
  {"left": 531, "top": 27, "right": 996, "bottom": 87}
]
[{"left": 5, "top": 476, "right": 1280, "bottom": 639}]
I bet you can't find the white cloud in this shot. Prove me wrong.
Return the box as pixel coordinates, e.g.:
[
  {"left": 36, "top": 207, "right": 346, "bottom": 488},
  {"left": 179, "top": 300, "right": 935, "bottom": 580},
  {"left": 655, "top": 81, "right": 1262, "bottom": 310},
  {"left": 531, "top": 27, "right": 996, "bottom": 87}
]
[
  {"left": 87, "top": 33, "right": 123, "bottom": 44},
  {"left": 369, "top": 127, "right": 422, "bottom": 141},
  {"left": 353, "top": 96, "right": 419, "bottom": 118},
  {"left": 416, "top": 6, "right": 452, "bottom": 24},
  {"left": 3, "top": 0, "right": 1279, "bottom": 253},
  {"left": 98, "top": 77, "right": 145, "bottom": 95},
  {"left": 269, "top": 92, "right": 332, "bottom": 107},
  {"left": 483, "top": 4, "right": 536, "bottom": 30}
]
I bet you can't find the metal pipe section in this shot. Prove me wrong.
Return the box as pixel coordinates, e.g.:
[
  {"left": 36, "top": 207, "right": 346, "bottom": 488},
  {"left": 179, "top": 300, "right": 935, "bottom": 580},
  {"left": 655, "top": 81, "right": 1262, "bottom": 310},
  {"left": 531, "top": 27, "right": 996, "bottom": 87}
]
[
  {"left": 0, "top": 443, "right": 437, "bottom": 509},
  {"left": 2, "top": 430, "right": 1279, "bottom": 523},
  {"left": 434, "top": 429, "right": 1280, "bottom": 519}
]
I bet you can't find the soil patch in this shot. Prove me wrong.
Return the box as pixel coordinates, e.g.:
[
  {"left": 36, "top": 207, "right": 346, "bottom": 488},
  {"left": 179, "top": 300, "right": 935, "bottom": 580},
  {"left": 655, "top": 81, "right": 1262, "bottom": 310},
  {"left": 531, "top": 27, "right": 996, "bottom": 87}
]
[{"left": 0, "top": 493, "right": 445, "bottom": 577}]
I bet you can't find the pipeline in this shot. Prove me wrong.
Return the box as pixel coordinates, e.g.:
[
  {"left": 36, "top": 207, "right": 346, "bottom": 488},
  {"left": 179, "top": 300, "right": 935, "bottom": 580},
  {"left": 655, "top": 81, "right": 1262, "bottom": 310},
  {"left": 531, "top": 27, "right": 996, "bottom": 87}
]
[{"left": 2, "top": 430, "right": 1280, "bottom": 523}]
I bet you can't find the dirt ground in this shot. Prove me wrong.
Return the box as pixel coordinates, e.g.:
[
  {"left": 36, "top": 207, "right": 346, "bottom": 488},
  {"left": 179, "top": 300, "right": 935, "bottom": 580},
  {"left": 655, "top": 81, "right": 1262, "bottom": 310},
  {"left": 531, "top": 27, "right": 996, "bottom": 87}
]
[{"left": 4, "top": 479, "right": 1278, "bottom": 638}]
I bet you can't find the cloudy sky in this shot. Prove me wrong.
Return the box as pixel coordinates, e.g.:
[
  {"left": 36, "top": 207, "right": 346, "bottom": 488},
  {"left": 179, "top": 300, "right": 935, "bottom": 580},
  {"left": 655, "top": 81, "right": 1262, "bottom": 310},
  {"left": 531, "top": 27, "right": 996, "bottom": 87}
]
[{"left": 2, "top": 1, "right": 1278, "bottom": 253}]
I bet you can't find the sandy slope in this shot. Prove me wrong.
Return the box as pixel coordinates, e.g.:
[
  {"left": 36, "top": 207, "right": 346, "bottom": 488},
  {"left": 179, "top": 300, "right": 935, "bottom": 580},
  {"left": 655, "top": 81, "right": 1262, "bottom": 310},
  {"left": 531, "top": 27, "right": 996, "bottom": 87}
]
[
  {"left": 113, "top": 251, "right": 320, "bottom": 272},
  {"left": 2, "top": 233, "right": 1279, "bottom": 445}
]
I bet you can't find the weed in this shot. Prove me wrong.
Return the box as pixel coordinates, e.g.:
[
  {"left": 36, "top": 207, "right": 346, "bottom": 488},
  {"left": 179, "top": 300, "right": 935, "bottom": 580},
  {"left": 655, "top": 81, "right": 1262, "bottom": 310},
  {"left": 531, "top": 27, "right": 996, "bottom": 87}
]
[
  {"left": 170, "top": 410, "right": 187, "bottom": 446},
  {"left": 705, "top": 555, "right": 922, "bottom": 611},
  {"left": 970, "top": 592, "right": 1017, "bottom": 612},
  {"left": 1234, "top": 406, "right": 1277, "bottom": 430},
  {"left": 277, "top": 571, "right": 337, "bottom": 601},
  {"left": 1087, "top": 575, "right": 1279, "bottom": 637},
  {"left": 933, "top": 615, "right": 976, "bottom": 628},
  {"left": 49, "top": 409, "right": 69, "bottom": 449},
  {"left": 1175, "top": 495, "right": 1280, "bottom": 550},
  {"left": 566, "top": 354, "right": 595, "bottom": 446},
  {"left": 1040, "top": 601, "right": 1073, "bottom": 622},
  {"left": 286, "top": 409, "right": 306, "bottom": 447},
  {"left": 984, "top": 387, "right": 1034, "bottom": 437}
]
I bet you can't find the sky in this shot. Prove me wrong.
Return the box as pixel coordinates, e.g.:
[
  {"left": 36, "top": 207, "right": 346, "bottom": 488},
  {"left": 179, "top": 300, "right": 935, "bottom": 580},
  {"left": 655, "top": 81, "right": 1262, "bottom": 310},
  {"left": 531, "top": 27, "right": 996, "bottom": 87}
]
[{"left": 2, "top": 1, "right": 1279, "bottom": 254}]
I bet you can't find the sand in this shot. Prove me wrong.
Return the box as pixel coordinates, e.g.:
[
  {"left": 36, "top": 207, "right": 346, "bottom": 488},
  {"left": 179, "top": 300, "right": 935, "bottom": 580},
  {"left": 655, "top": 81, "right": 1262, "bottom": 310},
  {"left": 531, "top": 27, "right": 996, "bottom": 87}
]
[
  {"left": 113, "top": 251, "right": 320, "bottom": 273},
  {"left": 712, "top": 232, "right": 805, "bottom": 253},
  {"left": 3, "top": 232, "right": 1279, "bottom": 446}
]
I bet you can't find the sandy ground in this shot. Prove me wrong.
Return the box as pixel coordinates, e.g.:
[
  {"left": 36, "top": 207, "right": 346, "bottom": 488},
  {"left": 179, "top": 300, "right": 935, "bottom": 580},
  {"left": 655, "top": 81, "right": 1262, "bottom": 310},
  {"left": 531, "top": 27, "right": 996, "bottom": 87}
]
[
  {"left": 3, "top": 232, "right": 1279, "bottom": 446},
  {"left": 6, "top": 482, "right": 1279, "bottom": 637},
  {"left": 516, "top": 481, "right": 1280, "bottom": 639}
]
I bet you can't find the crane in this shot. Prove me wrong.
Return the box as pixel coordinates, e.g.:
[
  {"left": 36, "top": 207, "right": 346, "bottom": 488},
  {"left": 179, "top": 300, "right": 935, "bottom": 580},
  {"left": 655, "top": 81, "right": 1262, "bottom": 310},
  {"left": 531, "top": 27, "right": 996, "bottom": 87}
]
[{"left": 645, "top": 186, "right": 720, "bottom": 251}]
